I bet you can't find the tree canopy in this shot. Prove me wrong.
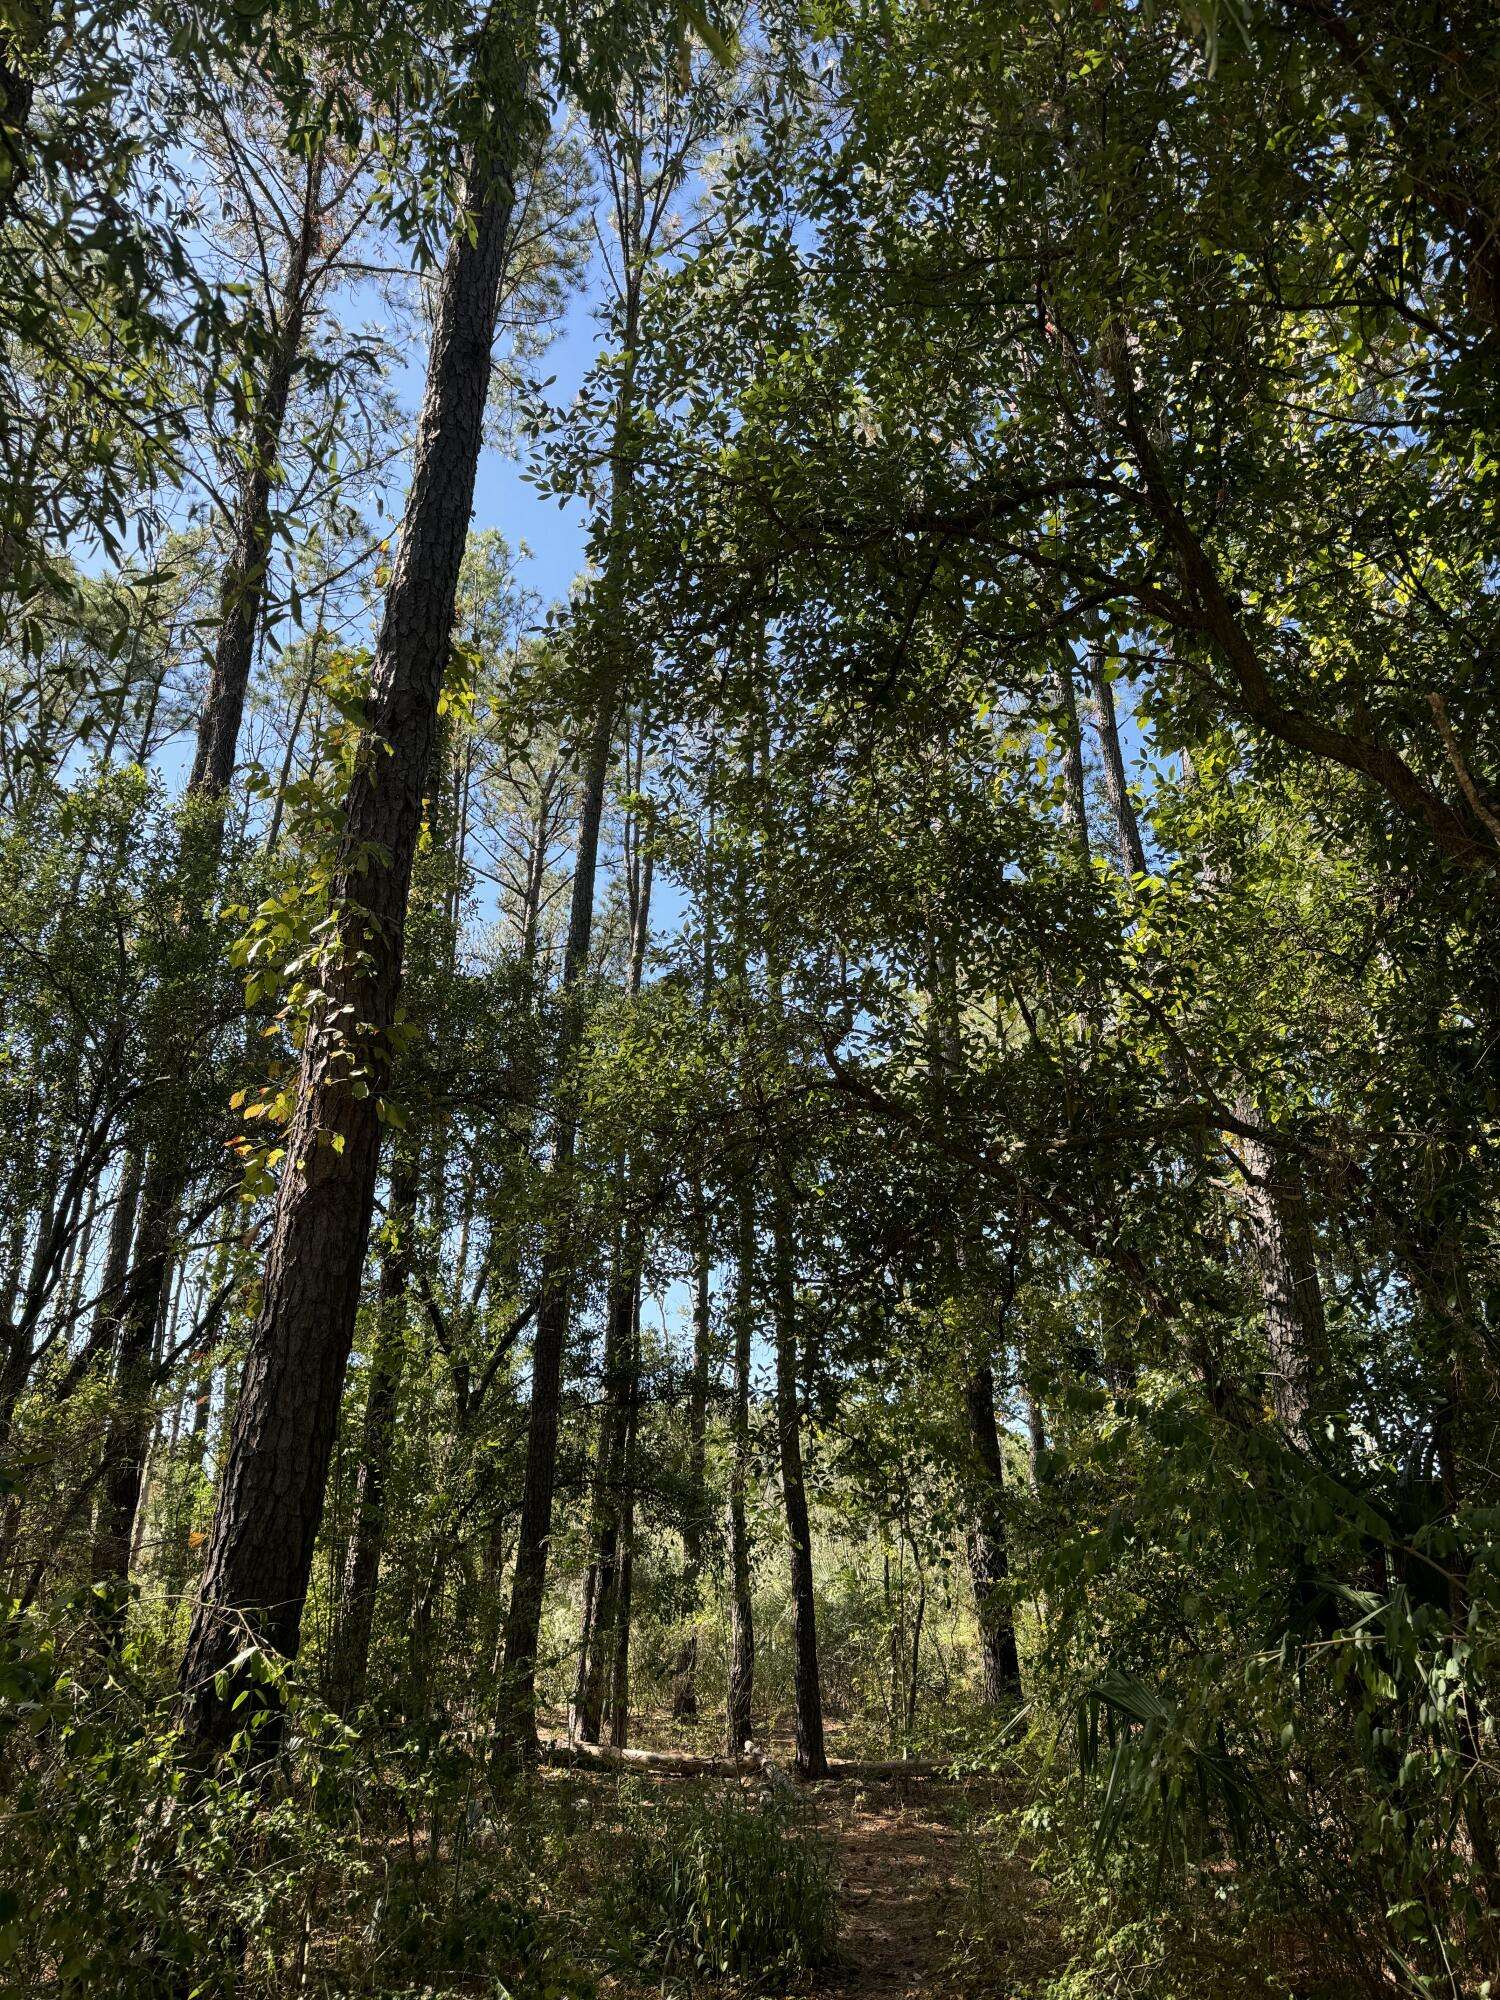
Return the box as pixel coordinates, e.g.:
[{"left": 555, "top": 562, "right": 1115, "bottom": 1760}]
[{"left": 1, "top": 3, "right": 1496, "bottom": 1996}]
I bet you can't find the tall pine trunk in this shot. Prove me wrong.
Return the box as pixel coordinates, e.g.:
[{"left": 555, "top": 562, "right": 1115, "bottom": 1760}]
[
  {"left": 178, "top": 35, "right": 532, "bottom": 1750},
  {"left": 569, "top": 1229, "right": 639, "bottom": 1744},
  {"left": 606, "top": 1285, "right": 641, "bottom": 1751},
  {"left": 496, "top": 640, "right": 640, "bottom": 1753}
]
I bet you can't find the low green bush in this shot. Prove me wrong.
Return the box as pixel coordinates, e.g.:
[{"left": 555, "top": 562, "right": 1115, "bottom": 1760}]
[
  {"left": 599, "top": 1782, "right": 839, "bottom": 1991},
  {"left": 0, "top": 1598, "right": 590, "bottom": 1998}
]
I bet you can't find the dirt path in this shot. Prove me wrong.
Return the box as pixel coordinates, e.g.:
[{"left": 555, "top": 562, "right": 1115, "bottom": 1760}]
[
  {"left": 811, "top": 1775, "right": 1056, "bottom": 1999},
  {"left": 814, "top": 1779, "right": 972, "bottom": 1998}
]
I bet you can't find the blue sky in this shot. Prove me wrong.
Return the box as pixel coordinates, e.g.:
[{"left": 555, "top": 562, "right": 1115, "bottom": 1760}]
[{"left": 469, "top": 258, "right": 602, "bottom": 616}]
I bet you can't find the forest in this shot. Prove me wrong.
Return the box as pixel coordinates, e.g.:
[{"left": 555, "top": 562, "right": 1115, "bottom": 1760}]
[{"left": 0, "top": 0, "right": 1496, "bottom": 1993}]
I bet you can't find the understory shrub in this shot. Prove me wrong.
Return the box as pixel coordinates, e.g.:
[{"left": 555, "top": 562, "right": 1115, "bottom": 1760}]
[
  {"left": 0, "top": 1598, "right": 590, "bottom": 1998},
  {"left": 599, "top": 1781, "right": 839, "bottom": 1990}
]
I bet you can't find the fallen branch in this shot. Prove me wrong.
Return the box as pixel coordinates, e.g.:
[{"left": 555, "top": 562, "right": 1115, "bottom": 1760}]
[{"left": 537, "top": 1735, "right": 954, "bottom": 1782}]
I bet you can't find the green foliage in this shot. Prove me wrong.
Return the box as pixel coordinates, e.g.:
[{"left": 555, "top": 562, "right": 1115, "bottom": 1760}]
[
  {"left": 599, "top": 1783, "right": 840, "bottom": 1991},
  {"left": 0, "top": 1604, "right": 589, "bottom": 1997}
]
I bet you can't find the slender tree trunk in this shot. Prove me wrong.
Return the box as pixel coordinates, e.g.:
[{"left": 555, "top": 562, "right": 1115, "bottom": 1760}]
[
  {"left": 328, "top": 1164, "right": 418, "bottom": 1711},
  {"left": 670, "top": 1198, "right": 710, "bottom": 1721},
  {"left": 88, "top": 152, "right": 329, "bottom": 1625},
  {"left": 607, "top": 1295, "right": 640, "bottom": 1752},
  {"left": 904, "top": 1530, "right": 927, "bottom": 1741},
  {"left": 1023, "top": 1386, "right": 1045, "bottom": 1493},
  {"left": 90, "top": 1164, "right": 177, "bottom": 1628},
  {"left": 726, "top": 1181, "right": 755, "bottom": 1756},
  {"left": 570, "top": 1228, "right": 632, "bottom": 1744},
  {"left": 191, "top": 149, "right": 325, "bottom": 809},
  {"left": 179, "top": 40, "right": 533, "bottom": 1752},
  {"left": 768, "top": 1179, "right": 827, "bottom": 1780},
  {"left": 1055, "top": 658, "right": 1090, "bottom": 864},
  {"left": 607, "top": 1534, "right": 635, "bottom": 1750},
  {"left": 1087, "top": 650, "right": 1146, "bottom": 878},
  {"left": 1233, "top": 1110, "right": 1331, "bottom": 1447},
  {"left": 964, "top": 1356, "right": 1022, "bottom": 1703},
  {"left": 264, "top": 597, "right": 329, "bottom": 855},
  {"left": 497, "top": 667, "right": 642, "bottom": 1754}
]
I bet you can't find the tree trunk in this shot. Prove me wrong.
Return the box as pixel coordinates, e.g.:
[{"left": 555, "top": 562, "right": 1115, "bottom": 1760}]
[
  {"left": 1055, "top": 659, "right": 1090, "bottom": 864},
  {"left": 179, "top": 41, "right": 532, "bottom": 1752},
  {"left": 1087, "top": 650, "right": 1146, "bottom": 878},
  {"left": 90, "top": 1154, "right": 177, "bottom": 1630},
  {"left": 1233, "top": 1109, "right": 1331, "bottom": 1448},
  {"left": 87, "top": 151, "right": 329, "bottom": 1627},
  {"left": 497, "top": 668, "right": 642, "bottom": 1754},
  {"left": 726, "top": 1183, "right": 756, "bottom": 1756},
  {"left": 964, "top": 1357, "right": 1022, "bottom": 1704},
  {"left": 191, "top": 148, "right": 325, "bottom": 811},
  {"left": 328, "top": 1166, "right": 417, "bottom": 1711},
  {"left": 570, "top": 1229, "right": 637, "bottom": 1745},
  {"left": 607, "top": 1302, "right": 640, "bottom": 1753},
  {"left": 768, "top": 1179, "right": 827, "bottom": 1780},
  {"left": 670, "top": 1199, "right": 710, "bottom": 1721}
]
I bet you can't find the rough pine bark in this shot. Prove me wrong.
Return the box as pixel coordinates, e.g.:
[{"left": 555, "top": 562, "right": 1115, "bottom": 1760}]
[{"left": 179, "top": 37, "right": 532, "bottom": 1749}]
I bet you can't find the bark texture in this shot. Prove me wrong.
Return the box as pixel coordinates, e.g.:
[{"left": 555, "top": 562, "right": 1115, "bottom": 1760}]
[
  {"left": 179, "top": 48, "right": 530, "bottom": 1747},
  {"left": 1234, "top": 1109, "right": 1331, "bottom": 1447}
]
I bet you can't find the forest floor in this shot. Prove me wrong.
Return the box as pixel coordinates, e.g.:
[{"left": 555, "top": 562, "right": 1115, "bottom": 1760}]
[
  {"left": 539, "top": 1714, "right": 1066, "bottom": 1998},
  {"left": 811, "top": 1774, "right": 1060, "bottom": 1998}
]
